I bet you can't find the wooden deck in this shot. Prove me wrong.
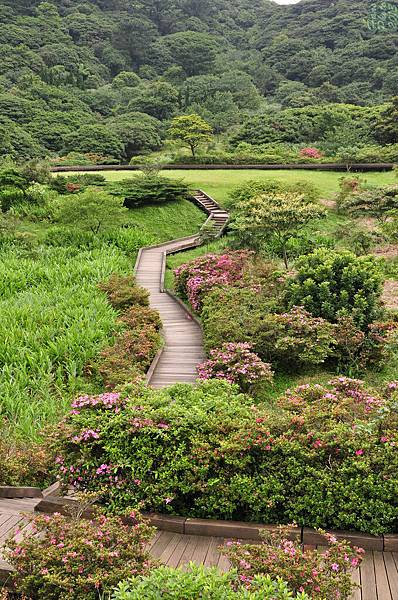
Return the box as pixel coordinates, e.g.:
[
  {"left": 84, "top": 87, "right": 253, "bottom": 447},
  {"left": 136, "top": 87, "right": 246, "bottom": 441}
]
[
  {"left": 0, "top": 502, "right": 398, "bottom": 598},
  {"left": 135, "top": 190, "right": 229, "bottom": 388}
]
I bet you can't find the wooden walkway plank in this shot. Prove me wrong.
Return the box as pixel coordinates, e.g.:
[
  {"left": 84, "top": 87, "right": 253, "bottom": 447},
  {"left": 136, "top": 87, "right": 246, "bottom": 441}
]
[
  {"left": 135, "top": 190, "right": 228, "bottom": 389},
  {"left": 374, "top": 551, "right": 393, "bottom": 600},
  {"left": 361, "top": 551, "right": 377, "bottom": 600},
  {"left": 384, "top": 553, "right": 398, "bottom": 599}
]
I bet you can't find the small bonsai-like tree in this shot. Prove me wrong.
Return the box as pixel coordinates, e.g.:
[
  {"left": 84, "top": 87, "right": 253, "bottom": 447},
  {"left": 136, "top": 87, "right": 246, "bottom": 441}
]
[
  {"left": 169, "top": 113, "right": 213, "bottom": 158},
  {"left": 232, "top": 192, "right": 326, "bottom": 268},
  {"left": 56, "top": 189, "right": 128, "bottom": 234}
]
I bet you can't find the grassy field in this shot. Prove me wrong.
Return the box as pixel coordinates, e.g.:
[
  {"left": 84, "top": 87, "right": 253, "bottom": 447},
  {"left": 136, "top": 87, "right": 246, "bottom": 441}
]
[{"left": 68, "top": 169, "right": 397, "bottom": 205}]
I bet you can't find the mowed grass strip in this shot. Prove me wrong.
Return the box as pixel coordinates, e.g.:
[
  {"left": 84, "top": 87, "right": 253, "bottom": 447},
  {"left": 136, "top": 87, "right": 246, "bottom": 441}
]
[{"left": 65, "top": 169, "right": 397, "bottom": 205}]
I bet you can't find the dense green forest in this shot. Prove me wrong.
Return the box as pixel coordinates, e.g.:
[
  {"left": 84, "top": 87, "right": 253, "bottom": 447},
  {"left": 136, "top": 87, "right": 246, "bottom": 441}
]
[{"left": 0, "top": 0, "right": 397, "bottom": 161}]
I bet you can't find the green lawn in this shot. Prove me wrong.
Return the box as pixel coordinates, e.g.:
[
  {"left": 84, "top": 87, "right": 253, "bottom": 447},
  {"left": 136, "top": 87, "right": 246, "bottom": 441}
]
[{"left": 67, "top": 169, "right": 397, "bottom": 205}]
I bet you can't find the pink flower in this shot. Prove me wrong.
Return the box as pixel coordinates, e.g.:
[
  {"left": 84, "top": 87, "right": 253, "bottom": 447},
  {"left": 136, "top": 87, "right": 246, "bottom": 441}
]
[
  {"left": 331, "top": 563, "right": 339, "bottom": 571},
  {"left": 355, "top": 449, "right": 364, "bottom": 456}
]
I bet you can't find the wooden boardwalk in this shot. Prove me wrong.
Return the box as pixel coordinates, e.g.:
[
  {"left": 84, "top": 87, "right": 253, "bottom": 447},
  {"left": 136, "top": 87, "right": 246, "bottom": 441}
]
[
  {"left": 1, "top": 501, "right": 397, "bottom": 599},
  {"left": 135, "top": 190, "right": 229, "bottom": 388}
]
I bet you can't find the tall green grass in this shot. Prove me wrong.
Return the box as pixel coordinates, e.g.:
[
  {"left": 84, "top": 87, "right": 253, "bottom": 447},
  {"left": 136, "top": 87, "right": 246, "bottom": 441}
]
[
  {"left": 0, "top": 246, "right": 132, "bottom": 439},
  {"left": 0, "top": 199, "right": 205, "bottom": 440}
]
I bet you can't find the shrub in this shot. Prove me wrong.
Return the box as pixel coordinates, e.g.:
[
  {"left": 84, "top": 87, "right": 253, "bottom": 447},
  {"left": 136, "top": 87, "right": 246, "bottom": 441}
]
[
  {"left": 94, "top": 276, "right": 161, "bottom": 389},
  {"left": 229, "top": 178, "right": 320, "bottom": 207},
  {"left": 55, "top": 190, "right": 129, "bottom": 235},
  {"left": 50, "top": 174, "right": 107, "bottom": 195},
  {"left": 201, "top": 284, "right": 281, "bottom": 353},
  {"left": 299, "top": 147, "right": 323, "bottom": 159},
  {"left": 197, "top": 342, "right": 273, "bottom": 392},
  {"left": 223, "top": 527, "right": 363, "bottom": 600},
  {"left": 286, "top": 249, "right": 384, "bottom": 329},
  {"left": 333, "top": 317, "right": 398, "bottom": 375},
  {"left": 0, "top": 439, "right": 50, "bottom": 487},
  {"left": 254, "top": 307, "right": 335, "bottom": 370},
  {"left": 97, "top": 324, "right": 161, "bottom": 389},
  {"left": 5, "top": 506, "right": 155, "bottom": 600},
  {"left": 52, "top": 379, "right": 398, "bottom": 534},
  {"left": 98, "top": 274, "right": 149, "bottom": 311},
  {"left": 110, "top": 175, "right": 190, "bottom": 208},
  {"left": 112, "top": 564, "right": 311, "bottom": 599},
  {"left": 174, "top": 250, "right": 252, "bottom": 312},
  {"left": 339, "top": 184, "right": 398, "bottom": 223}
]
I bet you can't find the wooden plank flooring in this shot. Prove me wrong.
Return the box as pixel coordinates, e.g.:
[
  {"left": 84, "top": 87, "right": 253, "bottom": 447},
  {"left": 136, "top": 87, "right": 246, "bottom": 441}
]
[
  {"left": 0, "top": 500, "right": 397, "bottom": 598},
  {"left": 135, "top": 239, "right": 206, "bottom": 388},
  {"left": 149, "top": 533, "right": 398, "bottom": 599}
]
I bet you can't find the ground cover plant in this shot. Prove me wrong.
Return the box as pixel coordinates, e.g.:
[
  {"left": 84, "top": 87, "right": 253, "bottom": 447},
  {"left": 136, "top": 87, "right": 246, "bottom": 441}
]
[
  {"left": 51, "top": 378, "right": 398, "bottom": 534},
  {"left": 112, "top": 565, "right": 312, "bottom": 599}
]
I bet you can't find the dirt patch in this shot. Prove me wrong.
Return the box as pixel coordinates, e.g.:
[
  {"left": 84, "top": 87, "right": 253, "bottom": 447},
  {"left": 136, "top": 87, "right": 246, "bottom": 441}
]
[
  {"left": 320, "top": 198, "right": 336, "bottom": 209},
  {"left": 382, "top": 280, "right": 398, "bottom": 310},
  {"left": 373, "top": 244, "right": 398, "bottom": 260}
]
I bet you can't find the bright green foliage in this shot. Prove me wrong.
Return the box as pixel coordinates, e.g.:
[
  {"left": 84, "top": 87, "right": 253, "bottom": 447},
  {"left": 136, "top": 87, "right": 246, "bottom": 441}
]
[
  {"left": 286, "top": 249, "right": 384, "bottom": 329},
  {"left": 111, "top": 175, "right": 190, "bottom": 208},
  {"left": 113, "top": 565, "right": 311, "bottom": 599},
  {"left": 339, "top": 184, "right": 398, "bottom": 222},
  {"left": 228, "top": 178, "right": 320, "bottom": 207},
  {"left": 169, "top": 114, "right": 213, "bottom": 158},
  {"left": 254, "top": 307, "right": 335, "bottom": 370},
  {"left": 52, "top": 378, "right": 398, "bottom": 534},
  {"left": 232, "top": 192, "right": 326, "bottom": 267},
  {"left": 0, "top": 245, "right": 131, "bottom": 439},
  {"left": 55, "top": 190, "right": 129, "bottom": 234}
]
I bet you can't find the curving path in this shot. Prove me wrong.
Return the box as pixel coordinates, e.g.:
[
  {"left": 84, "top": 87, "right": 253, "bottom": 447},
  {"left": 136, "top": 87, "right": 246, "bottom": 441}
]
[{"left": 134, "top": 190, "right": 229, "bottom": 388}]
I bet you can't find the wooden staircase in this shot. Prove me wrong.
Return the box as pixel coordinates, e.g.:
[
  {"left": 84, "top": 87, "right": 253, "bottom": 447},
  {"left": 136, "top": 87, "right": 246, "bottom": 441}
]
[{"left": 134, "top": 190, "right": 229, "bottom": 389}]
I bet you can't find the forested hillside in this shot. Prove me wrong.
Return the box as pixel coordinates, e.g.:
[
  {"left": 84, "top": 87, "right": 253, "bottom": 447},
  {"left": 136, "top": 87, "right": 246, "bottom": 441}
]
[{"left": 0, "top": 0, "right": 397, "bottom": 161}]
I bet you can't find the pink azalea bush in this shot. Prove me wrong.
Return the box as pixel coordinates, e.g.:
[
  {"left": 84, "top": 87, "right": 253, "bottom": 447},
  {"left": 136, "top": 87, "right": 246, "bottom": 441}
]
[
  {"left": 174, "top": 250, "right": 252, "bottom": 312},
  {"left": 299, "top": 147, "right": 324, "bottom": 159},
  {"left": 222, "top": 526, "right": 364, "bottom": 599},
  {"left": 198, "top": 342, "right": 273, "bottom": 392},
  {"left": 5, "top": 508, "right": 155, "bottom": 600},
  {"left": 51, "top": 378, "right": 398, "bottom": 534}
]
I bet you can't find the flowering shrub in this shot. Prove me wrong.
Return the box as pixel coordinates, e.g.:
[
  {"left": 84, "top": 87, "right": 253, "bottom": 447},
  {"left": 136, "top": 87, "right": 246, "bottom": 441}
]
[
  {"left": 5, "top": 506, "right": 155, "bottom": 600},
  {"left": 198, "top": 342, "right": 273, "bottom": 392},
  {"left": 299, "top": 147, "right": 323, "bottom": 159},
  {"left": 333, "top": 317, "right": 398, "bottom": 374},
  {"left": 51, "top": 379, "right": 398, "bottom": 534},
  {"left": 254, "top": 307, "right": 335, "bottom": 369},
  {"left": 98, "top": 274, "right": 149, "bottom": 311},
  {"left": 174, "top": 250, "right": 252, "bottom": 312},
  {"left": 0, "top": 439, "right": 50, "bottom": 487},
  {"left": 112, "top": 564, "right": 311, "bottom": 599},
  {"left": 222, "top": 527, "right": 363, "bottom": 600},
  {"left": 92, "top": 275, "right": 162, "bottom": 389}
]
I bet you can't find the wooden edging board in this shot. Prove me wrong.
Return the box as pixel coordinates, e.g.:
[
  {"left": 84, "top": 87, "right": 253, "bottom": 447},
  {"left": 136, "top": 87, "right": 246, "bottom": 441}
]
[
  {"left": 34, "top": 496, "right": 398, "bottom": 551},
  {"left": 50, "top": 163, "right": 395, "bottom": 173}
]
